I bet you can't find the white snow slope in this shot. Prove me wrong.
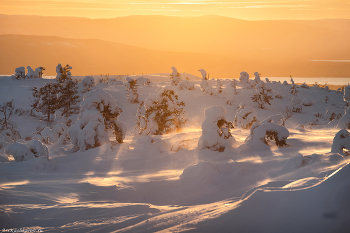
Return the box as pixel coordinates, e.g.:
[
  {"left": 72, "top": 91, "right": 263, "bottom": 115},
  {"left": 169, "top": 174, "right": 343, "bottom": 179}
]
[{"left": 0, "top": 74, "right": 350, "bottom": 232}]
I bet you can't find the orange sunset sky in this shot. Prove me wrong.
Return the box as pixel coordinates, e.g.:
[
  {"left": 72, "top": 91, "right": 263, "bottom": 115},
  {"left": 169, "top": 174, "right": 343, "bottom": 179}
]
[{"left": 1, "top": 0, "right": 350, "bottom": 20}]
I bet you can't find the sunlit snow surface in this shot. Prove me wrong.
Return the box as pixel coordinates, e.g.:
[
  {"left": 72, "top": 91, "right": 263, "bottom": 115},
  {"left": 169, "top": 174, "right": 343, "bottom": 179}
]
[{"left": 0, "top": 75, "right": 350, "bottom": 232}]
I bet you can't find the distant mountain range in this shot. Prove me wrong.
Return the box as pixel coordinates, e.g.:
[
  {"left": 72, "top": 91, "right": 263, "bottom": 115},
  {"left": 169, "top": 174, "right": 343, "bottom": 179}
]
[{"left": 0, "top": 14, "right": 349, "bottom": 77}]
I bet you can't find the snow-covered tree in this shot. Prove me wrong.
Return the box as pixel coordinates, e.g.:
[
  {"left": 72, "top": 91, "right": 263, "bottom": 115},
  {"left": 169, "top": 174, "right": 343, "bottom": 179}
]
[
  {"left": 178, "top": 80, "right": 195, "bottom": 90},
  {"left": 253, "top": 72, "right": 261, "bottom": 84},
  {"left": 235, "top": 106, "right": 258, "bottom": 129},
  {"left": 200, "top": 79, "right": 214, "bottom": 94},
  {"left": 198, "top": 69, "right": 207, "bottom": 80},
  {"left": 290, "top": 77, "right": 298, "bottom": 95},
  {"left": 79, "top": 76, "right": 95, "bottom": 93},
  {"left": 0, "top": 100, "right": 15, "bottom": 130},
  {"left": 125, "top": 77, "right": 139, "bottom": 103},
  {"left": 0, "top": 100, "right": 20, "bottom": 141},
  {"left": 11, "top": 67, "right": 26, "bottom": 80},
  {"left": 251, "top": 82, "right": 273, "bottom": 109},
  {"left": 239, "top": 71, "right": 249, "bottom": 83},
  {"left": 31, "top": 82, "right": 60, "bottom": 123},
  {"left": 331, "top": 129, "right": 350, "bottom": 156},
  {"left": 245, "top": 122, "right": 289, "bottom": 149},
  {"left": 198, "top": 106, "right": 236, "bottom": 152},
  {"left": 41, "top": 123, "right": 68, "bottom": 144},
  {"left": 170, "top": 67, "right": 181, "bottom": 86},
  {"left": 56, "top": 64, "right": 72, "bottom": 83},
  {"left": 58, "top": 80, "right": 80, "bottom": 120},
  {"left": 134, "top": 87, "right": 186, "bottom": 135},
  {"left": 68, "top": 89, "right": 126, "bottom": 151},
  {"left": 26, "top": 66, "right": 45, "bottom": 79}
]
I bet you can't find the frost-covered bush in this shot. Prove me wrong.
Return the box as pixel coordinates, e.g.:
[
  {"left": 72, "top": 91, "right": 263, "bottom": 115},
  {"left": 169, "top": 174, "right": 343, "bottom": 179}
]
[
  {"left": 302, "top": 98, "right": 313, "bottom": 106},
  {"left": 300, "top": 83, "right": 309, "bottom": 89},
  {"left": 324, "top": 105, "right": 343, "bottom": 122},
  {"left": 200, "top": 79, "right": 215, "bottom": 95},
  {"left": 198, "top": 69, "right": 207, "bottom": 80},
  {"left": 337, "top": 108, "right": 350, "bottom": 129},
  {"left": 171, "top": 67, "right": 181, "bottom": 86},
  {"left": 79, "top": 76, "right": 95, "bottom": 93},
  {"left": 291, "top": 95, "right": 302, "bottom": 113},
  {"left": 125, "top": 77, "right": 139, "bottom": 103},
  {"left": 239, "top": 71, "right": 249, "bottom": 83},
  {"left": 344, "top": 85, "right": 350, "bottom": 106},
  {"left": 331, "top": 129, "right": 350, "bottom": 156},
  {"left": 198, "top": 106, "right": 235, "bottom": 152},
  {"left": 178, "top": 80, "right": 195, "bottom": 90},
  {"left": 68, "top": 89, "right": 127, "bottom": 151},
  {"left": 11, "top": 67, "right": 26, "bottom": 80},
  {"left": 245, "top": 122, "right": 289, "bottom": 148},
  {"left": 134, "top": 87, "right": 187, "bottom": 135},
  {"left": 5, "top": 140, "right": 48, "bottom": 162},
  {"left": 251, "top": 82, "right": 273, "bottom": 109},
  {"left": 308, "top": 112, "right": 325, "bottom": 126},
  {"left": 235, "top": 106, "right": 258, "bottom": 129},
  {"left": 40, "top": 123, "right": 68, "bottom": 144}
]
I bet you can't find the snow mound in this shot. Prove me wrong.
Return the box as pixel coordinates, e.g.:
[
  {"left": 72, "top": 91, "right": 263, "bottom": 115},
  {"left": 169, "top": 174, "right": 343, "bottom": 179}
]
[
  {"left": 5, "top": 140, "right": 49, "bottom": 162},
  {"left": 199, "top": 106, "right": 236, "bottom": 151},
  {"left": 331, "top": 129, "right": 350, "bottom": 156},
  {"left": 134, "top": 136, "right": 168, "bottom": 155},
  {"left": 245, "top": 122, "right": 289, "bottom": 149}
]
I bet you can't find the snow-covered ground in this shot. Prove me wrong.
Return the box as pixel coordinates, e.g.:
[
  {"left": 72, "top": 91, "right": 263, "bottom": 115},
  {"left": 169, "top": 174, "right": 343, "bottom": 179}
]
[{"left": 1, "top": 73, "right": 350, "bottom": 232}]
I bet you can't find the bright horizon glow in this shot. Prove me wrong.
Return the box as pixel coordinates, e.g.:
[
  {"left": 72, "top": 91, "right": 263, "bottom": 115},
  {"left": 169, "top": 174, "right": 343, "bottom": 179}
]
[{"left": 1, "top": 0, "right": 350, "bottom": 20}]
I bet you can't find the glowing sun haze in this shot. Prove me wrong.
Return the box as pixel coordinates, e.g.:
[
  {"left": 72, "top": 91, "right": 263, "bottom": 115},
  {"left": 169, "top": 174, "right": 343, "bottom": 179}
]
[{"left": 1, "top": 0, "right": 350, "bottom": 20}]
